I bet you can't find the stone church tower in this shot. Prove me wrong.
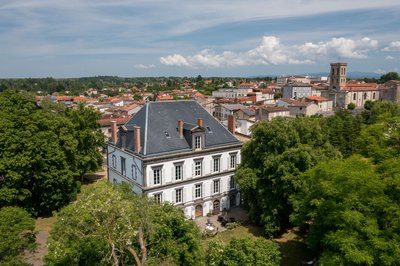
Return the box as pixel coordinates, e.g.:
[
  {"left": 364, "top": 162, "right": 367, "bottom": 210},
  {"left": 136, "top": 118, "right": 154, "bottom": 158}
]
[{"left": 329, "top": 62, "right": 347, "bottom": 91}]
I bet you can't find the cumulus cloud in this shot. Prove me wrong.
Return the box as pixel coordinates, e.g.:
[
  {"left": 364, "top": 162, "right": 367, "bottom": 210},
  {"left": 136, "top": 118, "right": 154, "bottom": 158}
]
[
  {"left": 160, "top": 36, "right": 379, "bottom": 68},
  {"left": 385, "top": 55, "right": 394, "bottom": 60},
  {"left": 134, "top": 64, "right": 155, "bottom": 69},
  {"left": 382, "top": 41, "right": 400, "bottom": 51}
]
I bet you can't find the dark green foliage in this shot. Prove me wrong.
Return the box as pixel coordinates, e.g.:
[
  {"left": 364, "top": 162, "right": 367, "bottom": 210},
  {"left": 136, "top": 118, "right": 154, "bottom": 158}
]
[
  {"left": 206, "top": 238, "right": 281, "bottom": 266},
  {"left": 361, "top": 100, "right": 400, "bottom": 125},
  {"left": 347, "top": 102, "right": 356, "bottom": 110},
  {"left": 290, "top": 156, "right": 400, "bottom": 265},
  {"left": 324, "top": 109, "right": 363, "bottom": 157},
  {"left": 379, "top": 72, "right": 400, "bottom": 83},
  {"left": 0, "top": 206, "right": 36, "bottom": 265},
  {"left": 236, "top": 117, "right": 341, "bottom": 236},
  {"left": 45, "top": 181, "right": 204, "bottom": 266},
  {"left": 0, "top": 91, "right": 103, "bottom": 215}
]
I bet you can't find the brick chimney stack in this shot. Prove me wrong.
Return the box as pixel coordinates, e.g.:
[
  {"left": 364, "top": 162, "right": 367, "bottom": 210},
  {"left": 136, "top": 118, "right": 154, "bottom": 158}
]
[
  {"left": 111, "top": 121, "right": 117, "bottom": 144},
  {"left": 133, "top": 126, "right": 141, "bottom": 153},
  {"left": 178, "top": 119, "right": 183, "bottom": 138},
  {"left": 197, "top": 118, "right": 203, "bottom": 127},
  {"left": 228, "top": 115, "right": 236, "bottom": 134}
]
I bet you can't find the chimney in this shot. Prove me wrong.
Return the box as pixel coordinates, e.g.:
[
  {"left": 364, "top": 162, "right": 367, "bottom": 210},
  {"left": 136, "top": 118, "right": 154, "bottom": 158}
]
[
  {"left": 133, "top": 126, "right": 141, "bottom": 153},
  {"left": 197, "top": 118, "right": 203, "bottom": 127},
  {"left": 111, "top": 120, "right": 117, "bottom": 144},
  {"left": 228, "top": 115, "right": 236, "bottom": 134},
  {"left": 178, "top": 119, "right": 183, "bottom": 138}
]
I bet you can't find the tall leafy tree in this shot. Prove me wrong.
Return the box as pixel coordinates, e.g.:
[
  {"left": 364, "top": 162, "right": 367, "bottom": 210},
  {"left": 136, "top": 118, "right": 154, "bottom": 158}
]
[
  {"left": 206, "top": 238, "right": 281, "bottom": 266},
  {"left": 0, "top": 206, "right": 36, "bottom": 265},
  {"left": 45, "top": 181, "right": 204, "bottom": 266},
  {"left": 236, "top": 117, "right": 341, "bottom": 236},
  {"left": 290, "top": 156, "right": 400, "bottom": 265}
]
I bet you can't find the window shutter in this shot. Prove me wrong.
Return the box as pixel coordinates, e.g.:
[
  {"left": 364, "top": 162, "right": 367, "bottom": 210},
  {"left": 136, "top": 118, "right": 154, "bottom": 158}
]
[
  {"left": 183, "top": 164, "right": 186, "bottom": 180},
  {"left": 210, "top": 160, "right": 213, "bottom": 173},
  {"left": 202, "top": 183, "right": 205, "bottom": 198},
  {"left": 172, "top": 190, "right": 175, "bottom": 203},
  {"left": 192, "top": 163, "right": 194, "bottom": 177},
  {"left": 182, "top": 188, "right": 185, "bottom": 203},
  {"left": 171, "top": 167, "right": 174, "bottom": 181},
  {"left": 162, "top": 168, "right": 165, "bottom": 185},
  {"left": 210, "top": 181, "right": 213, "bottom": 195},
  {"left": 227, "top": 157, "right": 230, "bottom": 170},
  {"left": 192, "top": 185, "right": 195, "bottom": 200}
]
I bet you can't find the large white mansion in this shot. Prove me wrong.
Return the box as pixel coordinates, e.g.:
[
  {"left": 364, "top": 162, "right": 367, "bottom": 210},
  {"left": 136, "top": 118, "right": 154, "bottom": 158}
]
[{"left": 107, "top": 101, "right": 242, "bottom": 219}]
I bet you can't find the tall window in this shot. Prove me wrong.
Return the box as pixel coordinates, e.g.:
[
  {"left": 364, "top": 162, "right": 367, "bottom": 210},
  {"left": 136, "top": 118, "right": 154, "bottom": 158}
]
[
  {"left": 353, "top": 93, "right": 357, "bottom": 100},
  {"left": 131, "top": 165, "right": 137, "bottom": 180},
  {"left": 194, "top": 135, "right": 201, "bottom": 149},
  {"left": 175, "top": 164, "right": 183, "bottom": 181},
  {"left": 213, "top": 157, "right": 220, "bottom": 172},
  {"left": 213, "top": 179, "right": 220, "bottom": 194},
  {"left": 112, "top": 155, "right": 117, "bottom": 168},
  {"left": 230, "top": 154, "right": 237, "bottom": 169},
  {"left": 195, "top": 184, "right": 202, "bottom": 198},
  {"left": 364, "top": 93, "right": 367, "bottom": 100},
  {"left": 195, "top": 161, "right": 202, "bottom": 176},
  {"left": 154, "top": 193, "right": 162, "bottom": 204},
  {"left": 153, "top": 168, "right": 161, "bottom": 185},
  {"left": 373, "top": 92, "right": 376, "bottom": 99},
  {"left": 175, "top": 188, "right": 183, "bottom": 203},
  {"left": 230, "top": 176, "right": 235, "bottom": 190},
  {"left": 121, "top": 157, "right": 126, "bottom": 175}
]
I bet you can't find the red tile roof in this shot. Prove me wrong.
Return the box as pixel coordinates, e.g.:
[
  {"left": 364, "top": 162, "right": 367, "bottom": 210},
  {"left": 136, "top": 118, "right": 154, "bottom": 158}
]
[
  {"left": 342, "top": 83, "right": 378, "bottom": 91},
  {"left": 305, "top": 96, "right": 330, "bottom": 102}
]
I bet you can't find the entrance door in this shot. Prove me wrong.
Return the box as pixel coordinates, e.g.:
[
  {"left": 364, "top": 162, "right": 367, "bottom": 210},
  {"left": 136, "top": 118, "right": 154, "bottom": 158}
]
[
  {"left": 230, "top": 195, "right": 236, "bottom": 208},
  {"left": 212, "top": 200, "right": 220, "bottom": 214},
  {"left": 195, "top": 205, "right": 203, "bottom": 218}
]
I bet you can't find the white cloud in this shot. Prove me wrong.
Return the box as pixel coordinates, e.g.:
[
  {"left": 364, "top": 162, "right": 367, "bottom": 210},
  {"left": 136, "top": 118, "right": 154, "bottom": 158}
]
[
  {"left": 297, "top": 37, "right": 378, "bottom": 59},
  {"left": 385, "top": 55, "right": 394, "bottom": 60},
  {"left": 382, "top": 41, "right": 400, "bottom": 51},
  {"left": 160, "top": 54, "right": 189, "bottom": 67},
  {"left": 160, "top": 36, "right": 379, "bottom": 68},
  {"left": 134, "top": 64, "right": 155, "bottom": 69}
]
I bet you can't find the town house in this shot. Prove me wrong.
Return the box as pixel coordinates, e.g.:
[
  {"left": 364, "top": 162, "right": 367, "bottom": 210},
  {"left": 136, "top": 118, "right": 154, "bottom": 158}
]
[{"left": 107, "top": 101, "right": 242, "bottom": 219}]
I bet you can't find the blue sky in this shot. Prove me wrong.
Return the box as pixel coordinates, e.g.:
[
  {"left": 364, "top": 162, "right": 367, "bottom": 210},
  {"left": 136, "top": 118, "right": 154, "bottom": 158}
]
[{"left": 0, "top": 0, "right": 399, "bottom": 78}]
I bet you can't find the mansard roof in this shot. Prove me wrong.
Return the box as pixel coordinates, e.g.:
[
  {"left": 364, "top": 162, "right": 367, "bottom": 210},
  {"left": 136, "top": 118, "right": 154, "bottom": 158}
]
[{"left": 120, "top": 100, "right": 240, "bottom": 156}]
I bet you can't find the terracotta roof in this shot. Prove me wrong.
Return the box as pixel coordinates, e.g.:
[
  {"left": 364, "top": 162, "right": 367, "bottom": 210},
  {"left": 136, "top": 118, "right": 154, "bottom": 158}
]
[
  {"left": 55, "top": 96, "right": 73, "bottom": 101},
  {"left": 305, "top": 96, "right": 330, "bottom": 102},
  {"left": 157, "top": 95, "right": 174, "bottom": 101},
  {"left": 261, "top": 106, "right": 289, "bottom": 112},
  {"left": 288, "top": 102, "right": 312, "bottom": 107},
  {"left": 342, "top": 83, "right": 378, "bottom": 91},
  {"left": 98, "top": 116, "right": 131, "bottom": 126}
]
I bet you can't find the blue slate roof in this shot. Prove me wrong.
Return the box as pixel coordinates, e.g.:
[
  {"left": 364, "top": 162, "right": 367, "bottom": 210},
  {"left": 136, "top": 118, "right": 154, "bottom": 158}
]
[{"left": 120, "top": 101, "right": 240, "bottom": 156}]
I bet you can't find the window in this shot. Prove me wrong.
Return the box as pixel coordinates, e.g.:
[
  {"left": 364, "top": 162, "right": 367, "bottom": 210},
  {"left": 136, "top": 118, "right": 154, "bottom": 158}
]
[
  {"left": 373, "top": 92, "right": 376, "bottom": 99},
  {"left": 213, "top": 157, "right": 220, "bottom": 172},
  {"left": 153, "top": 193, "right": 162, "bottom": 204},
  {"left": 194, "top": 135, "right": 201, "bottom": 149},
  {"left": 353, "top": 93, "right": 357, "bottom": 100},
  {"left": 121, "top": 157, "right": 126, "bottom": 175},
  {"left": 230, "top": 154, "right": 237, "bottom": 169},
  {"left": 112, "top": 155, "right": 117, "bottom": 168},
  {"left": 153, "top": 168, "right": 161, "bottom": 185},
  {"left": 213, "top": 179, "right": 220, "bottom": 194},
  {"left": 131, "top": 165, "right": 137, "bottom": 180},
  {"left": 195, "top": 184, "right": 202, "bottom": 198},
  {"left": 195, "top": 161, "right": 202, "bottom": 176},
  {"left": 230, "top": 176, "right": 235, "bottom": 189},
  {"left": 364, "top": 93, "right": 367, "bottom": 100},
  {"left": 175, "top": 188, "right": 183, "bottom": 203},
  {"left": 175, "top": 164, "right": 183, "bottom": 181}
]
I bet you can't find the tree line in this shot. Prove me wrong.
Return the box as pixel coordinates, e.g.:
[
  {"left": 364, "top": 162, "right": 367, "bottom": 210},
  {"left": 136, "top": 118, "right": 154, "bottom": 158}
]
[{"left": 236, "top": 100, "right": 400, "bottom": 265}]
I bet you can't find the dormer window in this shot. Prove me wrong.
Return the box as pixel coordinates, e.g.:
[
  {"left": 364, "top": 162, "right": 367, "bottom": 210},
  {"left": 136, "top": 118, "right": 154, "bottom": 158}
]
[{"left": 194, "top": 135, "right": 201, "bottom": 150}]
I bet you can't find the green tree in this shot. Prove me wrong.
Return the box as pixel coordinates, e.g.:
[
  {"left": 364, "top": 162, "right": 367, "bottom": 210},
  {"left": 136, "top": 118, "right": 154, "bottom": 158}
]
[
  {"left": 379, "top": 72, "right": 400, "bottom": 83},
  {"left": 290, "top": 156, "right": 400, "bottom": 265},
  {"left": 0, "top": 206, "right": 36, "bottom": 265},
  {"left": 206, "top": 238, "right": 280, "bottom": 266},
  {"left": 361, "top": 100, "right": 400, "bottom": 125},
  {"left": 236, "top": 117, "right": 341, "bottom": 236},
  {"left": 45, "top": 181, "right": 204, "bottom": 266},
  {"left": 347, "top": 102, "right": 356, "bottom": 110}
]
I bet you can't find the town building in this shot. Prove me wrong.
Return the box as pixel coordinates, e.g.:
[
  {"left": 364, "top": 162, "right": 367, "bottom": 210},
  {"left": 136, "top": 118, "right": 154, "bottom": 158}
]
[
  {"left": 214, "top": 104, "right": 246, "bottom": 121},
  {"left": 107, "top": 101, "right": 242, "bottom": 219},
  {"left": 380, "top": 80, "right": 400, "bottom": 103},
  {"left": 255, "top": 106, "right": 290, "bottom": 121}
]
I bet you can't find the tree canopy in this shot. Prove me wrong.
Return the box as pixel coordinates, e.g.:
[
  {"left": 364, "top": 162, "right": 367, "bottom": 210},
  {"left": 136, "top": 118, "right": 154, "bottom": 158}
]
[
  {"left": 0, "top": 206, "right": 36, "bottom": 265},
  {"left": 0, "top": 90, "right": 104, "bottom": 215},
  {"left": 45, "top": 181, "right": 204, "bottom": 266}
]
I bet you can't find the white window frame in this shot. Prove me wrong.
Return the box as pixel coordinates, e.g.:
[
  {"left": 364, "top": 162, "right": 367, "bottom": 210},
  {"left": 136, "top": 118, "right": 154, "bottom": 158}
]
[
  {"left": 230, "top": 154, "right": 237, "bottom": 169},
  {"left": 195, "top": 161, "right": 202, "bottom": 177},
  {"left": 194, "top": 135, "right": 201, "bottom": 150},
  {"left": 153, "top": 193, "right": 162, "bottom": 204},
  {"left": 175, "top": 164, "right": 183, "bottom": 181},
  {"left": 175, "top": 188, "right": 183, "bottom": 204},
  {"left": 153, "top": 167, "right": 162, "bottom": 185},
  {"left": 230, "top": 176, "right": 235, "bottom": 190},
  {"left": 213, "top": 157, "right": 220, "bottom": 173},
  {"left": 195, "top": 183, "right": 202, "bottom": 199},
  {"left": 112, "top": 155, "right": 117, "bottom": 168},
  {"left": 213, "top": 179, "right": 220, "bottom": 194}
]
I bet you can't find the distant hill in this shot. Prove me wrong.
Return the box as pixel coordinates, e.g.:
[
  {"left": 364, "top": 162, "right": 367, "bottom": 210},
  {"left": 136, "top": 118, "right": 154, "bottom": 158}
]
[{"left": 297, "top": 72, "right": 382, "bottom": 79}]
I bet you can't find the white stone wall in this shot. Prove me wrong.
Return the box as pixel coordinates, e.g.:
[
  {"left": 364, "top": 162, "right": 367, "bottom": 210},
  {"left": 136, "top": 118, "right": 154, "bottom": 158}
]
[{"left": 345, "top": 90, "right": 379, "bottom": 107}]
